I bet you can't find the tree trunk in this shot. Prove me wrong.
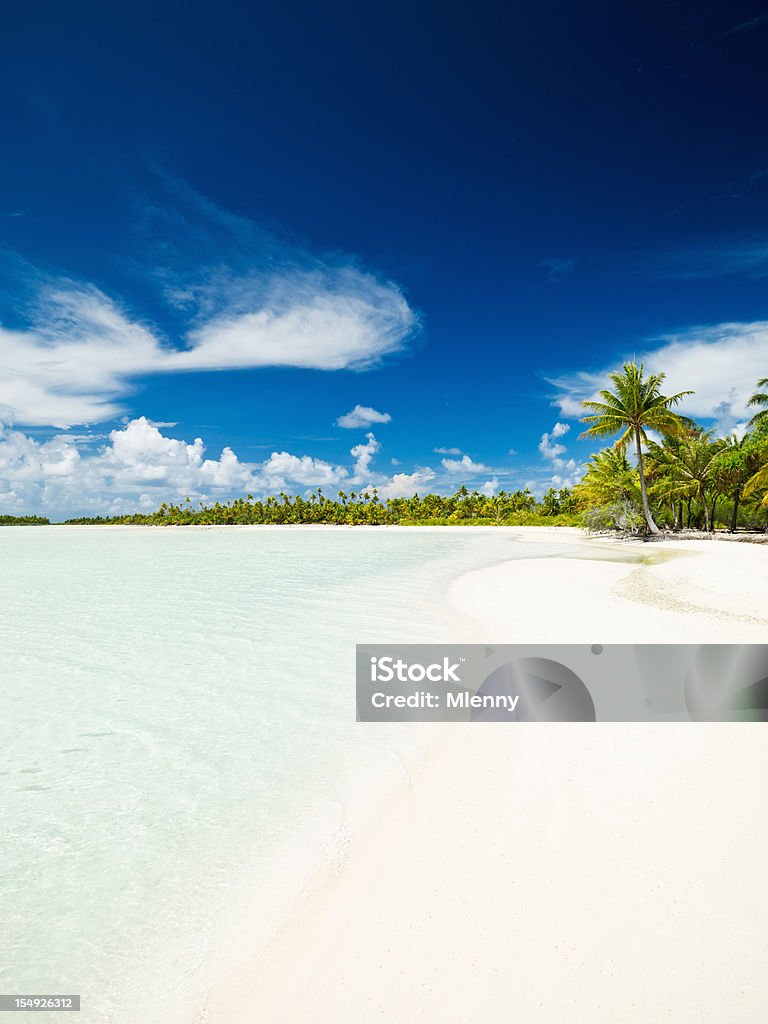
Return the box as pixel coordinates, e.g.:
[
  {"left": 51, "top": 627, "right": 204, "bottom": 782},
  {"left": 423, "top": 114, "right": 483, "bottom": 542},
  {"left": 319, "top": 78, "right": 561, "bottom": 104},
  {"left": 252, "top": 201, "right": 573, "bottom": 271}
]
[
  {"left": 701, "top": 491, "right": 710, "bottom": 533},
  {"left": 709, "top": 495, "right": 717, "bottom": 532},
  {"left": 686, "top": 499, "right": 692, "bottom": 528},
  {"left": 634, "top": 428, "right": 659, "bottom": 534},
  {"left": 730, "top": 487, "right": 740, "bottom": 533},
  {"left": 677, "top": 501, "right": 683, "bottom": 531}
]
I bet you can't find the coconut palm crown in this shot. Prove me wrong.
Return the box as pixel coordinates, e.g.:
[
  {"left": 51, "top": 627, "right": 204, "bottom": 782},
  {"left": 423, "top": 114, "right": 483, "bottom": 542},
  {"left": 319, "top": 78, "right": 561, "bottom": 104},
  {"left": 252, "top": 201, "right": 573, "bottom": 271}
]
[{"left": 580, "top": 361, "right": 693, "bottom": 534}]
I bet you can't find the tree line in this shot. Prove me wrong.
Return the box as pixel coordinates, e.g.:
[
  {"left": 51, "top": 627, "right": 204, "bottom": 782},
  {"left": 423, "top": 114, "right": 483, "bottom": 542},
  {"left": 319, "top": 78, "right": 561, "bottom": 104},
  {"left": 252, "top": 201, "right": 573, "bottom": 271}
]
[
  {"left": 62, "top": 486, "right": 580, "bottom": 527},
  {"left": 0, "top": 515, "right": 50, "bottom": 526},
  {"left": 7, "top": 366, "right": 768, "bottom": 534}
]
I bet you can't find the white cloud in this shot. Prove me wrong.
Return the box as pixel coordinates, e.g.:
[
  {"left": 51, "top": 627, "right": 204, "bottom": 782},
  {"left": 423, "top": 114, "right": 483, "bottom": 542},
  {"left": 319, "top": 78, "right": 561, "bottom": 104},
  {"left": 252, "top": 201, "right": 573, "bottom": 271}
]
[
  {"left": 548, "top": 321, "right": 768, "bottom": 435},
  {"left": 481, "top": 477, "right": 499, "bottom": 496},
  {"left": 0, "top": 414, "right": 472, "bottom": 515},
  {"left": 434, "top": 446, "right": 462, "bottom": 455},
  {"left": 551, "top": 457, "right": 582, "bottom": 488},
  {"left": 176, "top": 270, "right": 413, "bottom": 373},
  {"left": 440, "top": 454, "right": 489, "bottom": 474},
  {"left": 537, "top": 421, "right": 582, "bottom": 486},
  {"left": 260, "top": 451, "right": 347, "bottom": 489},
  {"left": 0, "top": 177, "right": 419, "bottom": 429},
  {"left": 350, "top": 432, "right": 381, "bottom": 482},
  {"left": 374, "top": 469, "right": 436, "bottom": 499},
  {"left": 0, "top": 417, "right": 352, "bottom": 516},
  {"left": 336, "top": 404, "right": 392, "bottom": 429},
  {"left": 538, "top": 430, "right": 567, "bottom": 461}
]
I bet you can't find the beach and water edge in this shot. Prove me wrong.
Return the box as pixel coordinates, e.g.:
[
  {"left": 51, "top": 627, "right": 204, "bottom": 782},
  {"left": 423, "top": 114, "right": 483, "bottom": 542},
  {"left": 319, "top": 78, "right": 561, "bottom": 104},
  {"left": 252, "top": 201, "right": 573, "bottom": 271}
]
[
  {"left": 189, "top": 526, "right": 768, "bottom": 1024},
  {"left": 2, "top": 524, "right": 766, "bottom": 1022}
]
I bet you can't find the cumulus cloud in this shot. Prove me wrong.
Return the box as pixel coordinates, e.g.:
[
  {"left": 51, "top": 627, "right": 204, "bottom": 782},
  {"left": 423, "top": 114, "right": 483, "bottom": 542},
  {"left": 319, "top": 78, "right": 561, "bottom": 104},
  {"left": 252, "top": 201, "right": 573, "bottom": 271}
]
[
  {"left": 374, "top": 468, "right": 436, "bottom": 499},
  {"left": 0, "top": 414, "right": 457, "bottom": 515},
  {"left": 336, "top": 404, "right": 392, "bottom": 429},
  {"left": 433, "top": 446, "right": 463, "bottom": 455},
  {"left": 0, "top": 417, "right": 353, "bottom": 516},
  {"left": 350, "top": 432, "right": 381, "bottom": 481},
  {"left": 550, "top": 462, "right": 581, "bottom": 488},
  {"left": 440, "top": 454, "right": 489, "bottom": 474},
  {"left": 537, "top": 421, "right": 582, "bottom": 487},
  {"left": 548, "top": 321, "right": 768, "bottom": 435},
  {"left": 480, "top": 477, "right": 499, "bottom": 496},
  {"left": 260, "top": 451, "right": 347, "bottom": 489},
  {"left": 538, "top": 430, "right": 567, "bottom": 461},
  {"left": 0, "top": 176, "right": 419, "bottom": 428}
]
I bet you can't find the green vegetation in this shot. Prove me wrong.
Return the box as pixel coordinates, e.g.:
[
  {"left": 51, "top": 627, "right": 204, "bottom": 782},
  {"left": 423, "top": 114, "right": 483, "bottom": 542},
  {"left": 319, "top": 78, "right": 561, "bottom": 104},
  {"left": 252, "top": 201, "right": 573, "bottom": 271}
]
[
  {"left": 0, "top": 515, "right": 49, "bottom": 525},
  {"left": 580, "top": 362, "right": 693, "bottom": 534},
  {"left": 62, "top": 485, "right": 581, "bottom": 527},
  {"left": 576, "top": 363, "right": 768, "bottom": 536}
]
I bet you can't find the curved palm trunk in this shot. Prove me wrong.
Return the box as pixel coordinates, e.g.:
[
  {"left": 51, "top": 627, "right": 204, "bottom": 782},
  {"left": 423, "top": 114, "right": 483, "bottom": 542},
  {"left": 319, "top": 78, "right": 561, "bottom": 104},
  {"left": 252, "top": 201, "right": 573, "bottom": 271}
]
[{"left": 634, "top": 427, "right": 660, "bottom": 534}]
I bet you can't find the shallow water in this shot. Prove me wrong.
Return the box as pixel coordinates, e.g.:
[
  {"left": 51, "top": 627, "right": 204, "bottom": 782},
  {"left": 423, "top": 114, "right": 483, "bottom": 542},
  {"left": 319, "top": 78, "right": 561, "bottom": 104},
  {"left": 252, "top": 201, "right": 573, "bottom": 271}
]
[{"left": 0, "top": 526, "right": 590, "bottom": 1022}]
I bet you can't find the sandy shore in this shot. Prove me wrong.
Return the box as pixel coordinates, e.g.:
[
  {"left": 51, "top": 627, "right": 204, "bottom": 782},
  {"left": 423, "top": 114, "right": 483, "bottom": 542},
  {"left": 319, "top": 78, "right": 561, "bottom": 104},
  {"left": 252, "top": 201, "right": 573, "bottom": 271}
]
[{"left": 203, "top": 529, "right": 768, "bottom": 1023}]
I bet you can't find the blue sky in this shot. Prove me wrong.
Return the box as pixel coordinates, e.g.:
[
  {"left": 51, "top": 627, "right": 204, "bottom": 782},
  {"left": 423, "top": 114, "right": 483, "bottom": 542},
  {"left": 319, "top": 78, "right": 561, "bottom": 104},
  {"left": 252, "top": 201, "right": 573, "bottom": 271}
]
[{"left": 1, "top": 1, "right": 768, "bottom": 516}]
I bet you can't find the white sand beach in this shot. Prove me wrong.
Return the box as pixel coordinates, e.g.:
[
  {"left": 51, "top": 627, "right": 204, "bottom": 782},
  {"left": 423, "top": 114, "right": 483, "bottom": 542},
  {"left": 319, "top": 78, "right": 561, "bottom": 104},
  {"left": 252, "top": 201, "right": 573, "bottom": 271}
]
[{"left": 203, "top": 529, "right": 768, "bottom": 1024}]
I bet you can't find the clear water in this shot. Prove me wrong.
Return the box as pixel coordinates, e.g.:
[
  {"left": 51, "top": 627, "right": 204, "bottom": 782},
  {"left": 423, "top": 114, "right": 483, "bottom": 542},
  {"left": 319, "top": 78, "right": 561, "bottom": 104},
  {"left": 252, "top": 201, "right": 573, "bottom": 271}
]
[{"left": 0, "top": 526, "right": 578, "bottom": 1023}]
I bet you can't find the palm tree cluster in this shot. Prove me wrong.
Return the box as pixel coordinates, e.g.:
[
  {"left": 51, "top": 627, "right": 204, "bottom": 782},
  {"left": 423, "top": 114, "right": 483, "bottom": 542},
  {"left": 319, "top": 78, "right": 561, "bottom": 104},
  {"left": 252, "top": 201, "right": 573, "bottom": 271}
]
[
  {"left": 577, "top": 363, "right": 768, "bottom": 534},
  {"left": 0, "top": 515, "right": 50, "bottom": 525},
  {"left": 63, "top": 485, "right": 580, "bottom": 527}
]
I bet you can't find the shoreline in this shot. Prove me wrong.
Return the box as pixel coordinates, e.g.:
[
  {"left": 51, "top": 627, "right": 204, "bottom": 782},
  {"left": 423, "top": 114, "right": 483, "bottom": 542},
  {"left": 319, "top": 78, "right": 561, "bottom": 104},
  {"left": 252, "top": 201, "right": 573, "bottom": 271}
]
[{"left": 193, "top": 531, "right": 768, "bottom": 1022}]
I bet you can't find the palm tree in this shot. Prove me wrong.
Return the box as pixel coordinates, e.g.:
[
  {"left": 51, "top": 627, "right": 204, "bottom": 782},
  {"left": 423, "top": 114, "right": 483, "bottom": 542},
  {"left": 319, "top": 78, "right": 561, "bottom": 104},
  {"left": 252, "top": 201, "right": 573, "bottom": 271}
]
[
  {"left": 575, "top": 446, "right": 640, "bottom": 508},
  {"left": 743, "top": 421, "right": 768, "bottom": 508},
  {"left": 580, "top": 362, "right": 693, "bottom": 534},
  {"left": 748, "top": 378, "right": 768, "bottom": 427},
  {"left": 713, "top": 433, "right": 757, "bottom": 532},
  {"left": 647, "top": 431, "right": 724, "bottom": 532}
]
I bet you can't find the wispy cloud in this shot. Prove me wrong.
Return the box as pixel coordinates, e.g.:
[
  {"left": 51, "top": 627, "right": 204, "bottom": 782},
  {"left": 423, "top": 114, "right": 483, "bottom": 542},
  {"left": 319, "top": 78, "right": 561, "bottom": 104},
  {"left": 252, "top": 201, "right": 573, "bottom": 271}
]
[
  {"left": 727, "top": 14, "right": 768, "bottom": 34},
  {"left": 538, "top": 257, "right": 583, "bottom": 283},
  {"left": 655, "top": 241, "right": 768, "bottom": 280},
  {"left": 0, "top": 174, "right": 420, "bottom": 428},
  {"left": 336, "top": 404, "right": 392, "bottom": 429},
  {"left": 433, "top": 446, "right": 462, "bottom": 455}
]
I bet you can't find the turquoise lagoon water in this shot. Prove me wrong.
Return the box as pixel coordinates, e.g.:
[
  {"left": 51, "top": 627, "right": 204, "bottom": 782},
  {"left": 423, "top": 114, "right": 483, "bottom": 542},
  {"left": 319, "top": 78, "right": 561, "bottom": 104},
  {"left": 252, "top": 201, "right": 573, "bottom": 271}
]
[{"left": 0, "top": 526, "right": 581, "bottom": 1022}]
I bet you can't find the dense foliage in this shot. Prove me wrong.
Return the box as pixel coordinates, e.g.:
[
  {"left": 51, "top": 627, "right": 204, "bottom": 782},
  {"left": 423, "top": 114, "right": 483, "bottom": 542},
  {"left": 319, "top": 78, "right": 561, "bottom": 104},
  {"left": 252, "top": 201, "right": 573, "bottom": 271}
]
[
  {"left": 62, "top": 486, "right": 580, "bottom": 526},
  {"left": 0, "top": 515, "right": 50, "bottom": 525},
  {"left": 576, "top": 364, "right": 768, "bottom": 535}
]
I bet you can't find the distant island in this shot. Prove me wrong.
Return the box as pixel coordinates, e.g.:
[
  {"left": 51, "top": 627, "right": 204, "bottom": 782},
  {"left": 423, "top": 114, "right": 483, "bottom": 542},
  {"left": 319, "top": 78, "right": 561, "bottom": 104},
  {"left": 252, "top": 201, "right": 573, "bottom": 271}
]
[
  {"left": 0, "top": 515, "right": 50, "bottom": 526},
  {"left": 4, "top": 364, "right": 768, "bottom": 534}
]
